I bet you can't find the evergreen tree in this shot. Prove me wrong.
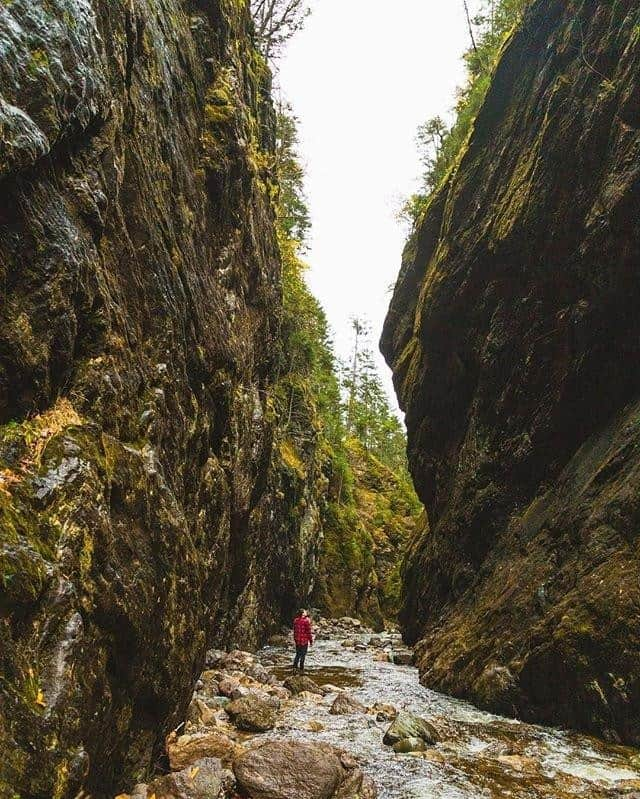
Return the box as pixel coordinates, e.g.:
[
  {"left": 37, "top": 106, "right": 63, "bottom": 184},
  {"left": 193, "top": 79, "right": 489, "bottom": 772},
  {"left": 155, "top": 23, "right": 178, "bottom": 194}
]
[{"left": 402, "top": 0, "right": 529, "bottom": 225}]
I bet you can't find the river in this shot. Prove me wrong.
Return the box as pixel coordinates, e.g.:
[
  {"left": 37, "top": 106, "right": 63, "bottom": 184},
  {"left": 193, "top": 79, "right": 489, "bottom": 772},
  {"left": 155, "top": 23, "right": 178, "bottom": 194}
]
[{"left": 259, "top": 631, "right": 640, "bottom": 799}]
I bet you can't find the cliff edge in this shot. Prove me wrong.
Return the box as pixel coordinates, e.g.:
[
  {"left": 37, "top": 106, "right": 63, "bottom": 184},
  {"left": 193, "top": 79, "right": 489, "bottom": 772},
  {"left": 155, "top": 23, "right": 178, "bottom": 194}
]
[{"left": 382, "top": 0, "right": 640, "bottom": 744}]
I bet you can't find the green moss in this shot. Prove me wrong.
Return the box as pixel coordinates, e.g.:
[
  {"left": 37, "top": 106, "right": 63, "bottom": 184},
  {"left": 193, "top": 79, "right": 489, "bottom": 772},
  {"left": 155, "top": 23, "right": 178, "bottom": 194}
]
[{"left": 27, "top": 49, "right": 50, "bottom": 76}]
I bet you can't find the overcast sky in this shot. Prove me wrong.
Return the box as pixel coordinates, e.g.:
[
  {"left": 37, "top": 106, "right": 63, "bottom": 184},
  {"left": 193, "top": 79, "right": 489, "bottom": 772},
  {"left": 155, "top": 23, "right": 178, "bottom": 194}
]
[{"left": 277, "top": 1, "right": 474, "bottom": 410}]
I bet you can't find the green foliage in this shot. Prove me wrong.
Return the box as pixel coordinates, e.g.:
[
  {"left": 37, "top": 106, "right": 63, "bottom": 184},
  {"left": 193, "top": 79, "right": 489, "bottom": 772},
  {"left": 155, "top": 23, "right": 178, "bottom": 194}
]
[
  {"left": 274, "top": 108, "right": 421, "bottom": 625},
  {"left": 343, "top": 319, "right": 409, "bottom": 476},
  {"left": 402, "top": 0, "right": 529, "bottom": 225},
  {"left": 276, "top": 106, "right": 311, "bottom": 246}
]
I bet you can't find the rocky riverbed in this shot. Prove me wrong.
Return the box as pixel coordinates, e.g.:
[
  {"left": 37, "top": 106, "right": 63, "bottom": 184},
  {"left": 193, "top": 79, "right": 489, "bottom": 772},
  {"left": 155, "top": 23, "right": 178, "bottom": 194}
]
[{"left": 115, "top": 619, "right": 640, "bottom": 798}]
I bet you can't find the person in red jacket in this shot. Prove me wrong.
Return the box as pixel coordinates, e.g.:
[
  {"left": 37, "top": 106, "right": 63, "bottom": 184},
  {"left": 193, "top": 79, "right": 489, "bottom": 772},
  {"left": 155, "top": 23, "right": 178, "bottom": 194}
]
[{"left": 293, "top": 609, "right": 314, "bottom": 671}]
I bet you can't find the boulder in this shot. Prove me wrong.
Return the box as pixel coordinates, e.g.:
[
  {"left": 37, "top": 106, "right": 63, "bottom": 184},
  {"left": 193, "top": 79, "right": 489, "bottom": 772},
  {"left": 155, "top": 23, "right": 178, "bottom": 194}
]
[
  {"left": 371, "top": 703, "right": 397, "bottom": 722},
  {"left": 233, "top": 740, "right": 376, "bottom": 799},
  {"left": 166, "top": 730, "right": 245, "bottom": 770},
  {"left": 283, "top": 675, "right": 323, "bottom": 695},
  {"left": 341, "top": 639, "right": 355, "bottom": 648},
  {"left": 392, "top": 738, "right": 427, "bottom": 754},
  {"left": 329, "top": 693, "right": 367, "bottom": 716},
  {"left": 225, "top": 694, "right": 277, "bottom": 733},
  {"left": 383, "top": 712, "right": 439, "bottom": 747},
  {"left": 392, "top": 651, "right": 413, "bottom": 667},
  {"left": 147, "top": 757, "right": 223, "bottom": 798}
]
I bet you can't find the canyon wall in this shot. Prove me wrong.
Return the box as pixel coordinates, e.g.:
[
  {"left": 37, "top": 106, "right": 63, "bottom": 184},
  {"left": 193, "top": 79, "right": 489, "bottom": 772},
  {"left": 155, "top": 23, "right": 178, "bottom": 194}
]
[
  {"left": 382, "top": 0, "right": 640, "bottom": 744},
  {"left": 0, "top": 0, "right": 321, "bottom": 796}
]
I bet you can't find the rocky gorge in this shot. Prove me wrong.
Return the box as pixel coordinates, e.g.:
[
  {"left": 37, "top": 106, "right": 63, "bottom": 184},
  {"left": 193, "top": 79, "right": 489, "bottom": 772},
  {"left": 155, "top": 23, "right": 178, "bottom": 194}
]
[
  {"left": 110, "top": 619, "right": 640, "bottom": 799},
  {"left": 2, "top": 0, "right": 640, "bottom": 795},
  {"left": 382, "top": 0, "right": 640, "bottom": 746}
]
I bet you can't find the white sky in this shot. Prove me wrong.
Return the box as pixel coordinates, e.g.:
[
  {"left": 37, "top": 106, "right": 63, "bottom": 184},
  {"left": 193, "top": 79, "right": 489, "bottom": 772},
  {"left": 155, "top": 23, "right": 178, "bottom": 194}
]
[{"left": 277, "top": 1, "right": 475, "bottom": 409}]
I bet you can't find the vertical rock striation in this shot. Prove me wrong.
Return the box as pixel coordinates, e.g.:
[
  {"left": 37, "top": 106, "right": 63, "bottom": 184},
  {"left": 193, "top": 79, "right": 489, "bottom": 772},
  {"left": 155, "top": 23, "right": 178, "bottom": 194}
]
[
  {"left": 382, "top": 0, "right": 640, "bottom": 744},
  {"left": 0, "top": 0, "right": 318, "bottom": 796}
]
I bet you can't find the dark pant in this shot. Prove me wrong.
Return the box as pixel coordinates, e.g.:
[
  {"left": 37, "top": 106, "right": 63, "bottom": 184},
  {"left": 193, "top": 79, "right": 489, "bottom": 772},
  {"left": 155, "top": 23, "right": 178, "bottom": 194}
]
[{"left": 293, "top": 644, "right": 308, "bottom": 670}]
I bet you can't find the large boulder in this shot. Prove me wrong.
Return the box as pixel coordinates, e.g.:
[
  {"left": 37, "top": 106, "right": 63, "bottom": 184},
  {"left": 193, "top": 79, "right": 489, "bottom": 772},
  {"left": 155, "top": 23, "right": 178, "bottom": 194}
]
[
  {"left": 283, "top": 675, "right": 323, "bottom": 696},
  {"left": 225, "top": 694, "right": 277, "bottom": 733},
  {"left": 166, "top": 730, "right": 245, "bottom": 770},
  {"left": 233, "top": 740, "right": 376, "bottom": 799},
  {"left": 382, "top": 712, "right": 439, "bottom": 747}
]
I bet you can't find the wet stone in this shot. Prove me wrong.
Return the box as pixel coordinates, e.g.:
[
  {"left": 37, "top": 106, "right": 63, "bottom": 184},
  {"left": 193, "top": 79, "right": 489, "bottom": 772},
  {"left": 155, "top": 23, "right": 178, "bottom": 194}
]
[
  {"left": 329, "top": 692, "right": 367, "bottom": 715},
  {"left": 383, "top": 712, "right": 439, "bottom": 747},
  {"left": 146, "top": 757, "right": 223, "bottom": 799}
]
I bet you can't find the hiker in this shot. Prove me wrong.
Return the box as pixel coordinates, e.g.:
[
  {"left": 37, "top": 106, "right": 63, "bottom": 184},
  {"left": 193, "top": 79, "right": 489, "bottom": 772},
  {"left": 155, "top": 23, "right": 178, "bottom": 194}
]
[{"left": 293, "top": 608, "right": 314, "bottom": 671}]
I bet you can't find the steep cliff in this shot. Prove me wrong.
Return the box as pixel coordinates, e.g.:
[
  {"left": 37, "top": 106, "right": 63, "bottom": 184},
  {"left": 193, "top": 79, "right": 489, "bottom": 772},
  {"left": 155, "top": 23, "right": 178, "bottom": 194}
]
[
  {"left": 0, "top": 0, "right": 319, "bottom": 796},
  {"left": 382, "top": 0, "right": 640, "bottom": 744}
]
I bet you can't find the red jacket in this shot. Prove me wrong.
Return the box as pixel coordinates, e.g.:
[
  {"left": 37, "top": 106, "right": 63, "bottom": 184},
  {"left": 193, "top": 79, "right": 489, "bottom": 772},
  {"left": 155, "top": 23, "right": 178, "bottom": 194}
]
[{"left": 293, "top": 615, "right": 313, "bottom": 646}]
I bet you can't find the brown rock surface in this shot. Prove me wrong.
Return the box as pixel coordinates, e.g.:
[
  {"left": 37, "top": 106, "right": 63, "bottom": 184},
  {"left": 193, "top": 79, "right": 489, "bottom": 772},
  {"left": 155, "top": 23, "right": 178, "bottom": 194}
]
[
  {"left": 233, "top": 740, "right": 375, "bottom": 799},
  {"left": 0, "top": 0, "right": 326, "bottom": 795},
  {"left": 329, "top": 693, "right": 367, "bottom": 716},
  {"left": 381, "top": 0, "right": 640, "bottom": 743},
  {"left": 166, "top": 730, "right": 245, "bottom": 771}
]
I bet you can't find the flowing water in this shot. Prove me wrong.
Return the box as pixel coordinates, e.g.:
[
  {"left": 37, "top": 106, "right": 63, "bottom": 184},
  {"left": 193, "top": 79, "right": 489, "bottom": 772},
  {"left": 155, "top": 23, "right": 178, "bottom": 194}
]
[{"left": 260, "top": 634, "right": 640, "bottom": 799}]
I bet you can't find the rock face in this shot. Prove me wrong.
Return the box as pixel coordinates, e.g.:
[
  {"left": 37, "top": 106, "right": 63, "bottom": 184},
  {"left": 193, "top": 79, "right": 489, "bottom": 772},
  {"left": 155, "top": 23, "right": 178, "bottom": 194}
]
[
  {"left": 0, "top": 0, "right": 320, "bottom": 796},
  {"left": 382, "top": 0, "right": 640, "bottom": 743},
  {"left": 314, "top": 438, "right": 421, "bottom": 629}
]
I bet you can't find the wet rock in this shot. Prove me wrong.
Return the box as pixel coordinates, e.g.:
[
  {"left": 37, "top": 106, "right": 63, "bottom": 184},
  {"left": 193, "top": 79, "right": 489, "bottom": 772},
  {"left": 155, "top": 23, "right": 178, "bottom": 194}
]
[
  {"left": 298, "top": 690, "right": 326, "bottom": 704},
  {"left": 372, "top": 703, "right": 397, "bottom": 722},
  {"left": 233, "top": 740, "right": 376, "bottom": 799},
  {"left": 392, "top": 650, "right": 413, "bottom": 666},
  {"left": 368, "top": 637, "right": 382, "bottom": 648},
  {"left": 392, "top": 738, "right": 428, "bottom": 754},
  {"left": 225, "top": 695, "right": 277, "bottom": 733},
  {"left": 146, "top": 758, "right": 223, "bottom": 798},
  {"left": 354, "top": 644, "right": 368, "bottom": 652},
  {"left": 166, "top": 730, "right": 245, "bottom": 770},
  {"left": 308, "top": 721, "right": 325, "bottom": 732},
  {"left": 330, "top": 693, "right": 367, "bottom": 716},
  {"left": 383, "top": 712, "right": 439, "bottom": 747},
  {"left": 474, "top": 665, "right": 518, "bottom": 714},
  {"left": 341, "top": 639, "right": 355, "bottom": 648},
  {"left": 373, "top": 652, "right": 392, "bottom": 663},
  {"left": 283, "top": 675, "right": 323, "bottom": 695}
]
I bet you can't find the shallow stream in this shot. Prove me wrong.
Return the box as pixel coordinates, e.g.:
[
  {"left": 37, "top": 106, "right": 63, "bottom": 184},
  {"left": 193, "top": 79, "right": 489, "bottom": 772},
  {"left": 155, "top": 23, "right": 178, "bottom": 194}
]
[{"left": 260, "top": 634, "right": 640, "bottom": 799}]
